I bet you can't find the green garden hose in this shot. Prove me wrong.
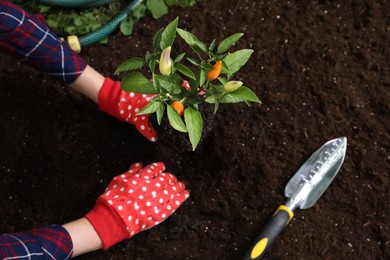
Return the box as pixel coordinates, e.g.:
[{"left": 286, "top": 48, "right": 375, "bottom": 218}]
[{"left": 36, "top": 0, "right": 144, "bottom": 52}]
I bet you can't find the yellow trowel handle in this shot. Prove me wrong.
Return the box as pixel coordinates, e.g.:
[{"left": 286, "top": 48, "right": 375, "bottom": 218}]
[{"left": 243, "top": 205, "right": 294, "bottom": 260}]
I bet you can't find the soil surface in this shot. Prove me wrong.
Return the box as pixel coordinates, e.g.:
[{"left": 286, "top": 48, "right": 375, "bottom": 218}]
[{"left": 0, "top": 0, "right": 389, "bottom": 259}]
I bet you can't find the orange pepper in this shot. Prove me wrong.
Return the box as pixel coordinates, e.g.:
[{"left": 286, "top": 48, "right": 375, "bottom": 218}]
[
  {"left": 170, "top": 101, "right": 184, "bottom": 116},
  {"left": 207, "top": 60, "right": 222, "bottom": 81}
]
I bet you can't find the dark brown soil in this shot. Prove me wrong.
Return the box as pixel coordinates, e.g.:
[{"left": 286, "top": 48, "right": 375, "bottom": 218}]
[{"left": 0, "top": 0, "right": 389, "bottom": 259}]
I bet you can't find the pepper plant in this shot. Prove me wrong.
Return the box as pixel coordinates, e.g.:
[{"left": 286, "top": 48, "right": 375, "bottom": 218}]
[{"left": 115, "top": 17, "right": 261, "bottom": 150}]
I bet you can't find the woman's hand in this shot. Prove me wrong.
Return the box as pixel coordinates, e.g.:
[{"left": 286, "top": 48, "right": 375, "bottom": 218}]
[
  {"left": 85, "top": 162, "right": 189, "bottom": 249},
  {"left": 98, "top": 77, "right": 157, "bottom": 141}
]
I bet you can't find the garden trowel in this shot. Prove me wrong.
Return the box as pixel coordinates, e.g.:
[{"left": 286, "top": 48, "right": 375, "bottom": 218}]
[{"left": 243, "top": 137, "right": 347, "bottom": 259}]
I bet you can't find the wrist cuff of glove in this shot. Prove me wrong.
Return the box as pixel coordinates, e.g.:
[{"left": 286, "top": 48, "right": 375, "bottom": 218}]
[
  {"left": 85, "top": 197, "right": 128, "bottom": 250},
  {"left": 98, "top": 77, "right": 123, "bottom": 121}
]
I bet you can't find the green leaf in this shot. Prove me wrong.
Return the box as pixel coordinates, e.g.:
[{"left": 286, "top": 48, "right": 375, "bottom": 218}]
[
  {"left": 145, "top": 53, "right": 152, "bottom": 64},
  {"left": 152, "top": 28, "right": 163, "bottom": 52},
  {"left": 98, "top": 37, "right": 108, "bottom": 44},
  {"left": 167, "top": 105, "right": 187, "bottom": 132},
  {"left": 165, "top": 0, "right": 176, "bottom": 6},
  {"left": 174, "top": 52, "right": 186, "bottom": 63},
  {"left": 38, "top": 5, "right": 51, "bottom": 13},
  {"left": 219, "top": 93, "right": 244, "bottom": 103},
  {"left": 209, "top": 39, "right": 217, "bottom": 52},
  {"left": 121, "top": 72, "right": 158, "bottom": 94},
  {"left": 119, "top": 19, "right": 134, "bottom": 36},
  {"left": 160, "top": 17, "right": 178, "bottom": 50},
  {"left": 213, "top": 102, "right": 220, "bottom": 114},
  {"left": 206, "top": 83, "right": 224, "bottom": 95},
  {"left": 221, "top": 49, "right": 254, "bottom": 77},
  {"left": 184, "top": 107, "right": 203, "bottom": 150},
  {"left": 165, "top": 0, "right": 196, "bottom": 6},
  {"left": 74, "top": 17, "right": 82, "bottom": 26},
  {"left": 187, "top": 57, "right": 200, "bottom": 66},
  {"left": 148, "top": 56, "right": 158, "bottom": 74},
  {"left": 198, "top": 68, "right": 207, "bottom": 88},
  {"left": 137, "top": 98, "right": 163, "bottom": 115},
  {"left": 205, "top": 94, "right": 218, "bottom": 104},
  {"left": 231, "top": 86, "right": 261, "bottom": 103},
  {"left": 175, "top": 63, "right": 196, "bottom": 80},
  {"left": 132, "top": 4, "right": 147, "bottom": 21},
  {"left": 154, "top": 74, "right": 182, "bottom": 94},
  {"left": 177, "top": 28, "right": 207, "bottom": 54},
  {"left": 220, "top": 86, "right": 262, "bottom": 103},
  {"left": 156, "top": 102, "right": 165, "bottom": 125},
  {"left": 146, "top": 0, "right": 168, "bottom": 19},
  {"left": 187, "top": 96, "right": 201, "bottom": 105},
  {"left": 217, "top": 33, "right": 244, "bottom": 53},
  {"left": 217, "top": 77, "right": 228, "bottom": 85},
  {"left": 115, "top": 57, "right": 145, "bottom": 74}
]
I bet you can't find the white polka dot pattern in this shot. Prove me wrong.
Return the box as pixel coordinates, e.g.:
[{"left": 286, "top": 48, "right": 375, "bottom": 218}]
[
  {"left": 98, "top": 78, "right": 157, "bottom": 142},
  {"left": 100, "top": 162, "right": 189, "bottom": 238},
  {"left": 118, "top": 91, "right": 157, "bottom": 142}
]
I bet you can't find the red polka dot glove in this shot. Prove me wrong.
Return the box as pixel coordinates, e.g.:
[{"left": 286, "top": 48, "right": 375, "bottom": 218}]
[
  {"left": 98, "top": 77, "right": 157, "bottom": 141},
  {"left": 85, "top": 162, "right": 190, "bottom": 250}
]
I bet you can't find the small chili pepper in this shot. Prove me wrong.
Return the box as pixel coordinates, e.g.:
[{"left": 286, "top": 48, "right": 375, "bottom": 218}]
[
  {"left": 170, "top": 101, "right": 184, "bottom": 116},
  {"left": 197, "top": 88, "right": 206, "bottom": 96},
  {"left": 159, "top": 46, "right": 173, "bottom": 75},
  {"left": 182, "top": 80, "right": 191, "bottom": 91},
  {"left": 224, "top": 81, "right": 243, "bottom": 92},
  {"left": 207, "top": 60, "right": 222, "bottom": 81}
]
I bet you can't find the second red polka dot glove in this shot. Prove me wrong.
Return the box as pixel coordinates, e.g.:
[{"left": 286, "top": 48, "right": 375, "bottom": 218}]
[
  {"left": 98, "top": 77, "right": 157, "bottom": 141},
  {"left": 85, "top": 162, "right": 190, "bottom": 250}
]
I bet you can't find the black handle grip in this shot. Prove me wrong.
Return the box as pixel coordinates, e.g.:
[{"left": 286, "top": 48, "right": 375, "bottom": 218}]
[{"left": 243, "top": 205, "right": 294, "bottom": 260}]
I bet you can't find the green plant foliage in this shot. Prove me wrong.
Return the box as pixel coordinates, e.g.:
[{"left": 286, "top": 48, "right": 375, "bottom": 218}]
[
  {"left": 14, "top": 0, "right": 117, "bottom": 41},
  {"left": 116, "top": 18, "right": 261, "bottom": 150},
  {"left": 146, "top": 0, "right": 168, "bottom": 19},
  {"left": 13, "top": 0, "right": 198, "bottom": 40},
  {"left": 184, "top": 107, "right": 202, "bottom": 151}
]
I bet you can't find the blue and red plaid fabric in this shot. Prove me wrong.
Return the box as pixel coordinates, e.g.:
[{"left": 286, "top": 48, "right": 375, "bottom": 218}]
[
  {"left": 0, "top": 225, "right": 73, "bottom": 259},
  {"left": 0, "top": 0, "right": 87, "bottom": 84}
]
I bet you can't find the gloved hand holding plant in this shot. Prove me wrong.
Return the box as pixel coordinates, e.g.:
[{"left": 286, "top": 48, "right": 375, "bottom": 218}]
[
  {"left": 98, "top": 77, "right": 157, "bottom": 141},
  {"left": 115, "top": 17, "right": 261, "bottom": 150}
]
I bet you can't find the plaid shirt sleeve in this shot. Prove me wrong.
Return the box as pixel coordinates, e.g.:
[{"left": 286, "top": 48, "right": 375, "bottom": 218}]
[
  {"left": 0, "top": 0, "right": 87, "bottom": 84},
  {"left": 0, "top": 225, "right": 73, "bottom": 259}
]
